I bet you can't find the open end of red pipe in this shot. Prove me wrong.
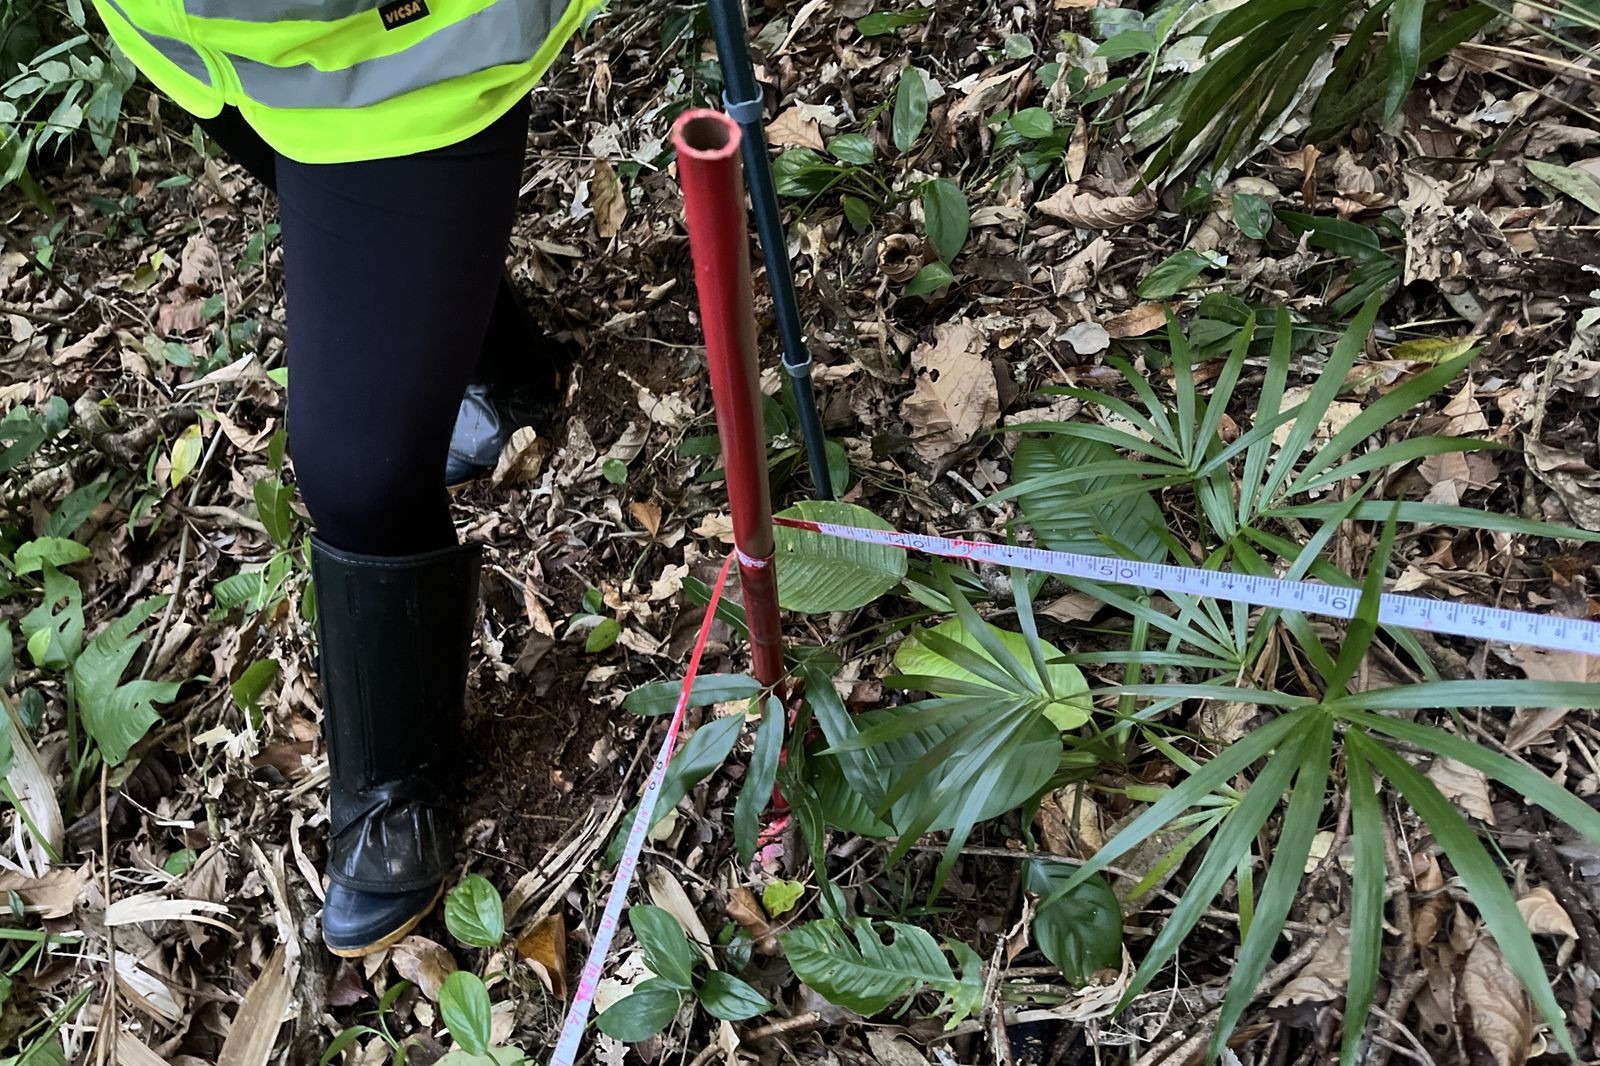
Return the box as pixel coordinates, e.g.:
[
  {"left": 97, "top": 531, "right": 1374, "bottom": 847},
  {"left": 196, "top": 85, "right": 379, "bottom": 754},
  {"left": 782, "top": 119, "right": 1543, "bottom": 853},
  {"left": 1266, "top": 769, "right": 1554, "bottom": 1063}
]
[{"left": 672, "top": 109, "right": 742, "bottom": 161}]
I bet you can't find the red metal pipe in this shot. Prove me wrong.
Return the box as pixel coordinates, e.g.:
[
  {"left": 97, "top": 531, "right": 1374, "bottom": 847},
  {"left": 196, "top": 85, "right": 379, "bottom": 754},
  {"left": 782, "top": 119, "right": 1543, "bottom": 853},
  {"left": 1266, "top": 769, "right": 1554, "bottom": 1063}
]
[{"left": 672, "top": 109, "right": 784, "bottom": 687}]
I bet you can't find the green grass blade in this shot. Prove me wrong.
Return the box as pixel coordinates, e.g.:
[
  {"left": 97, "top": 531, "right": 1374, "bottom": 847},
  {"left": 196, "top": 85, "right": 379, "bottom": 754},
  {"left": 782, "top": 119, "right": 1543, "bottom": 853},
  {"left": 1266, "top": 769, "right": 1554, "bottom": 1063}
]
[
  {"left": 1355, "top": 734, "right": 1574, "bottom": 1056},
  {"left": 1010, "top": 568, "right": 1054, "bottom": 698},
  {"left": 1264, "top": 500, "right": 1600, "bottom": 542},
  {"left": 1104, "top": 683, "right": 1318, "bottom": 708},
  {"left": 734, "top": 696, "right": 785, "bottom": 866},
  {"left": 1240, "top": 310, "right": 1293, "bottom": 527},
  {"left": 1194, "top": 314, "right": 1255, "bottom": 464},
  {"left": 1211, "top": 713, "right": 1332, "bottom": 1057},
  {"left": 1342, "top": 710, "right": 1600, "bottom": 843},
  {"left": 1293, "top": 437, "right": 1506, "bottom": 496},
  {"left": 1324, "top": 511, "right": 1397, "bottom": 699},
  {"left": 1342, "top": 738, "right": 1385, "bottom": 1066},
  {"left": 1039, "top": 712, "right": 1306, "bottom": 909},
  {"left": 1122, "top": 723, "right": 1312, "bottom": 1006},
  {"left": 1258, "top": 297, "right": 1380, "bottom": 510},
  {"left": 1327, "top": 679, "right": 1600, "bottom": 713}
]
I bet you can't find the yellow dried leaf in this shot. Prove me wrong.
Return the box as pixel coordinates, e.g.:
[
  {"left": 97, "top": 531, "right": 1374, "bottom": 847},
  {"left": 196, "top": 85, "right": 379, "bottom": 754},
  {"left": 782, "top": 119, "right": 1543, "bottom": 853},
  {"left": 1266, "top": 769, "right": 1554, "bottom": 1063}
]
[
  {"left": 1389, "top": 337, "right": 1475, "bottom": 365},
  {"left": 1103, "top": 302, "right": 1167, "bottom": 338},
  {"left": 1426, "top": 756, "right": 1496, "bottom": 823},
  {"left": 1516, "top": 886, "right": 1577, "bottom": 940},
  {"left": 390, "top": 935, "right": 457, "bottom": 1001},
  {"left": 516, "top": 914, "right": 568, "bottom": 999},
  {"left": 1459, "top": 937, "right": 1533, "bottom": 1066},
  {"left": 168, "top": 422, "right": 203, "bottom": 489},
  {"left": 592, "top": 159, "right": 626, "bottom": 239}
]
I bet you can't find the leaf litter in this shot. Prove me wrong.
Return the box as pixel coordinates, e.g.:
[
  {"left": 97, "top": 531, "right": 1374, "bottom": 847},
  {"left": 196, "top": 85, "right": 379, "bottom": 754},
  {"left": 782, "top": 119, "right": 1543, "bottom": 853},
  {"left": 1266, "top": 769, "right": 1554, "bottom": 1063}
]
[{"left": 2, "top": 0, "right": 1600, "bottom": 1062}]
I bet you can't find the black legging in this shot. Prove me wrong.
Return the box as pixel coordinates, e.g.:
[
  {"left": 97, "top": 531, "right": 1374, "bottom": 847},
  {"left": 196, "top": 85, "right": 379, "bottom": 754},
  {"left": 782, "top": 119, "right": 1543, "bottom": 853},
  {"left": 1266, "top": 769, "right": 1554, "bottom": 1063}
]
[{"left": 198, "top": 100, "right": 532, "bottom": 555}]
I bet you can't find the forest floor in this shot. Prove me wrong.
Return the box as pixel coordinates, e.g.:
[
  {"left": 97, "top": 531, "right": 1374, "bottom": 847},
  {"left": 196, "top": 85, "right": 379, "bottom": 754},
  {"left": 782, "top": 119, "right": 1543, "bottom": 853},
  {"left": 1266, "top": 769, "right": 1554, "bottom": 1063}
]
[{"left": 3, "top": 0, "right": 1600, "bottom": 1064}]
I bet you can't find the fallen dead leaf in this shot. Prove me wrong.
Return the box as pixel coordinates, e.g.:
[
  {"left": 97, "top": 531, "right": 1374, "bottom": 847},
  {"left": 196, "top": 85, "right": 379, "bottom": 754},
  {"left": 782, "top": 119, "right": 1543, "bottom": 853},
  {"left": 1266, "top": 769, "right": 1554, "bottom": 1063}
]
[
  {"left": 492, "top": 426, "right": 548, "bottom": 488},
  {"left": 865, "top": 1032, "right": 932, "bottom": 1066},
  {"left": 1039, "top": 591, "right": 1101, "bottom": 623},
  {"left": 647, "top": 868, "right": 714, "bottom": 966},
  {"left": 1271, "top": 386, "right": 1363, "bottom": 447},
  {"left": 765, "top": 106, "right": 824, "bottom": 150},
  {"left": 1516, "top": 886, "right": 1577, "bottom": 941},
  {"left": 1103, "top": 302, "right": 1167, "bottom": 339},
  {"left": 516, "top": 914, "right": 569, "bottom": 999},
  {"left": 217, "top": 945, "right": 293, "bottom": 1066},
  {"left": 1426, "top": 756, "right": 1496, "bottom": 823},
  {"left": 390, "top": 936, "right": 458, "bottom": 1001},
  {"left": 1269, "top": 926, "right": 1350, "bottom": 1006},
  {"left": 1034, "top": 786, "right": 1104, "bottom": 855},
  {"left": 694, "top": 512, "right": 735, "bottom": 543},
  {"left": 899, "top": 320, "right": 1000, "bottom": 462},
  {"left": 1459, "top": 936, "right": 1533, "bottom": 1066},
  {"left": 1035, "top": 184, "right": 1157, "bottom": 228},
  {"left": 0, "top": 868, "right": 84, "bottom": 919},
  {"left": 726, "top": 888, "right": 779, "bottom": 955},
  {"left": 592, "top": 159, "right": 626, "bottom": 239},
  {"left": 629, "top": 500, "right": 662, "bottom": 537}
]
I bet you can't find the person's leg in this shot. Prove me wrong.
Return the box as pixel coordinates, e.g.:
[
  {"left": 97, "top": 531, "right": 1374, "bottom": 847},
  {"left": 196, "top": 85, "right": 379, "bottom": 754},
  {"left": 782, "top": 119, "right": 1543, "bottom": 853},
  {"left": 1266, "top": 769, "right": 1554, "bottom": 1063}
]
[
  {"left": 279, "top": 97, "right": 531, "bottom": 554},
  {"left": 196, "top": 106, "right": 278, "bottom": 191},
  {"left": 274, "top": 97, "right": 530, "bottom": 955}
]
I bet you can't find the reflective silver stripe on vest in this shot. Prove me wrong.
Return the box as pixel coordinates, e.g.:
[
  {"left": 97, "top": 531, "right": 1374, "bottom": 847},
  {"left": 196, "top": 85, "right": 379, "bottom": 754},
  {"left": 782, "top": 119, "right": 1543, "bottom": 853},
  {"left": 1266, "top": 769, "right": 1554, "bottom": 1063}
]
[
  {"left": 103, "top": 0, "right": 213, "bottom": 86},
  {"left": 184, "top": 0, "right": 378, "bottom": 23},
  {"left": 229, "top": 0, "right": 562, "bottom": 109}
]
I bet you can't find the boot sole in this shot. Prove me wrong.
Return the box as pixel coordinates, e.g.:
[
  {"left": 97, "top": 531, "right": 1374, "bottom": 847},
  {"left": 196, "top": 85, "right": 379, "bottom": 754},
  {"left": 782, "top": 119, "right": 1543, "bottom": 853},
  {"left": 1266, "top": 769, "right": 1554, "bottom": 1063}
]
[{"left": 323, "top": 883, "right": 445, "bottom": 959}]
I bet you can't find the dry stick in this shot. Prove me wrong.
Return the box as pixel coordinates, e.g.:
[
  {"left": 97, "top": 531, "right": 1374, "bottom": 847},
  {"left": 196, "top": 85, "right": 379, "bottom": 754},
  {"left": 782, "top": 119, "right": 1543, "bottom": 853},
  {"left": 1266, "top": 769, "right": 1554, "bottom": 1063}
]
[
  {"left": 96, "top": 764, "right": 119, "bottom": 1065},
  {"left": 1528, "top": 815, "right": 1600, "bottom": 977},
  {"left": 1370, "top": 815, "right": 1426, "bottom": 1066}
]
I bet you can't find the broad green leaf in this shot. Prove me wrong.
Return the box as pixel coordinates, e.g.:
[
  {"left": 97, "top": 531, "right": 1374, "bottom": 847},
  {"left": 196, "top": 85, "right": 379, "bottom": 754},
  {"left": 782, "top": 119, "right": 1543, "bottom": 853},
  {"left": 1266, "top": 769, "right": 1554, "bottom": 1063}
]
[
  {"left": 439, "top": 972, "right": 493, "bottom": 1056},
  {"left": 904, "top": 262, "right": 954, "bottom": 296},
  {"left": 168, "top": 423, "right": 202, "bottom": 489},
  {"left": 1013, "top": 435, "right": 1166, "bottom": 561},
  {"left": 771, "top": 147, "right": 841, "bottom": 198},
  {"left": 0, "top": 626, "right": 11, "bottom": 690},
  {"left": 1383, "top": 0, "right": 1423, "bottom": 118},
  {"left": 213, "top": 571, "right": 263, "bottom": 611},
  {"left": 857, "top": 9, "right": 930, "bottom": 35},
  {"left": 762, "top": 879, "right": 805, "bottom": 916},
  {"left": 629, "top": 905, "right": 696, "bottom": 990},
  {"left": 734, "top": 696, "right": 783, "bottom": 865},
  {"left": 445, "top": 874, "right": 505, "bottom": 948},
  {"left": 1138, "top": 250, "right": 1212, "bottom": 300},
  {"left": 229, "top": 658, "right": 278, "bottom": 719},
  {"left": 892, "top": 67, "right": 928, "bottom": 153},
  {"left": 894, "top": 617, "right": 1090, "bottom": 729},
  {"left": 1095, "top": 28, "right": 1156, "bottom": 59},
  {"left": 1232, "top": 192, "right": 1272, "bottom": 238},
  {"left": 585, "top": 617, "right": 621, "bottom": 653},
  {"left": 696, "top": 971, "right": 772, "bottom": 1021},
  {"left": 774, "top": 500, "right": 906, "bottom": 612},
  {"left": 812, "top": 749, "right": 895, "bottom": 835},
  {"left": 922, "top": 179, "right": 969, "bottom": 263},
  {"left": 43, "top": 478, "right": 110, "bottom": 539},
  {"left": 827, "top": 133, "right": 874, "bottom": 165},
  {"left": 71, "top": 596, "right": 177, "bottom": 765},
  {"left": 1527, "top": 158, "right": 1600, "bottom": 215},
  {"left": 781, "top": 918, "right": 980, "bottom": 1026},
  {"left": 623, "top": 674, "right": 761, "bottom": 717},
  {"left": 11, "top": 538, "right": 89, "bottom": 575},
  {"left": 1010, "top": 107, "right": 1055, "bottom": 139},
  {"left": 254, "top": 476, "right": 294, "bottom": 548},
  {"left": 20, "top": 566, "right": 83, "bottom": 669},
  {"left": 595, "top": 980, "right": 681, "bottom": 1042},
  {"left": 1023, "top": 862, "right": 1122, "bottom": 983}
]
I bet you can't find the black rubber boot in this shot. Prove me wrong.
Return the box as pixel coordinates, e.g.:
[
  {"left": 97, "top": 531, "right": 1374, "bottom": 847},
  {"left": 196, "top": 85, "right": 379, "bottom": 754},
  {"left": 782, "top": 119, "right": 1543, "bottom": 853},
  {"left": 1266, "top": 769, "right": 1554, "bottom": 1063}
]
[
  {"left": 445, "top": 275, "right": 573, "bottom": 486},
  {"left": 310, "top": 537, "right": 480, "bottom": 957}
]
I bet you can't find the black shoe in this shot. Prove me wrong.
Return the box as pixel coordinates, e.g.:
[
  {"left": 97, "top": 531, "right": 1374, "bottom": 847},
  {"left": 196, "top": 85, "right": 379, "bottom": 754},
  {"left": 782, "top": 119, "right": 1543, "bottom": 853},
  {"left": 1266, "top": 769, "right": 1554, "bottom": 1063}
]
[
  {"left": 445, "top": 280, "right": 573, "bottom": 487},
  {"left": 310, "top": 537, "right": 480, "bottom": 956}
]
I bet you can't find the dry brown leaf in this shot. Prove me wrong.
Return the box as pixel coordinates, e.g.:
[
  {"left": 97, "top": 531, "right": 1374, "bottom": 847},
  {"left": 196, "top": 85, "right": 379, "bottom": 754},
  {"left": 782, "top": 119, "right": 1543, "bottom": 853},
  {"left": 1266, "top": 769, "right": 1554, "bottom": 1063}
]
[
  {"left": 390, "top": 936, "right": 458, "bottom": 1001},
  {"left": 0, "top": 869, "right": 83, "bottom": 919},
  {"left": 1104, "top": 302, "right": 1167, "bottom": 339},
  {"left": 628, "top": 500, "right": 662, "bottom": 537},
  {"left": 1269, "top": 926, "right": 1350, "bottom": 1006},
  {"left": 1040, "top": 591, "right": 1101, "bottom": 623},
  {"left": 1525, "top": 436, "right": 1600, "bottom": 531},
  {"left": 899, "top": 321, "right": 999, "bottom": 462},
  {"left": 647, "top": 868, "right": 714, "bottom": 965},
  {"left": 1035, "top": 184, "right": 1157, "bottom": 228},
  {"left": 1034, "top": 786, "right": 1104, "bottom": 855},
  {"left": 726, "top": 888, "right": 779, "bottom": 955},
  {"left": 4, "top": 698, "right": 63, "bottom": 877},
  {"left": 491, "top": 426, "right": 547, "bottom": 488},
  {"left": 1412, "top": 851, "right": 1447, "bottom": 945},
  {"left": 217, "top": 945, "right": 293, "bottom": 1066},
  {"left": 1516, "top": 886, "right": 1577, "bottom": 941},
  {"left": 1503, "top": 706, "right": 1570, "bottom": 752},
  {"left": 592, "top": 159, "right": 626, "bottom": 239},
  {"left": 877, "top": 233, "right": 925, "bottom": 283},
  {"left": 1459, "top": 936, "right": 1533, "bottom": 1066},
  {"left": 1427, "top": 756, "right": 1496, "bottom": 823},
  {"left": 765, "top": 106, "right": 824, "bottom": 150},
  {"left": 694, "top": 512, "right": 735, "bottom": 543},
  {"left": 1442, "top": 380, "right": 1490, "bottom": 435},
  {"left": 115, "top": 1034, "right": 175, "bottom": 1066},
  {"left": 865, "top": 1032, "right": 933, "bottom": 1066},
  {"left": 516, "top": 914, "right": 569, "bottom": 999},
  {"left": 1271, "top": 386, "right": 1362, "bottom": 447},
  {"left": 178, "top": 233, "right": 220, "bottom": 289}
]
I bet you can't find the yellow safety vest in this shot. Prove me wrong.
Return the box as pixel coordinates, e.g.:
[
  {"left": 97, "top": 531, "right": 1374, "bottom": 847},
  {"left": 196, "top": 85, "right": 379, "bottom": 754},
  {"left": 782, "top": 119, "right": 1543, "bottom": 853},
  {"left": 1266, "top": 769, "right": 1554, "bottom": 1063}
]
[{"left": 90, "top": 0, "right": 601, "bottom": 163}]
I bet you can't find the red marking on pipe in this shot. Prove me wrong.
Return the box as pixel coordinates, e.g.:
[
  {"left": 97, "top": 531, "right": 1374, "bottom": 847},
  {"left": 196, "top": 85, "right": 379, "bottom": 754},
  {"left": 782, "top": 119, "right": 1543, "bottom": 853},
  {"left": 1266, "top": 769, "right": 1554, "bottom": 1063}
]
[{"left": 673, "top": 110, "right": 785, "bottom": 687}]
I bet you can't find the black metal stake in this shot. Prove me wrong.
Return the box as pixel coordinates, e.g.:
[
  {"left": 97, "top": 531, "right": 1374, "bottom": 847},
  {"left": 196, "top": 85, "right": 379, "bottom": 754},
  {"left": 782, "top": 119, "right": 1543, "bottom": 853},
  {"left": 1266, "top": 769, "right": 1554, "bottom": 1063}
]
[{"left": 707, "top": 0, "right": 835, "bottom": 501}]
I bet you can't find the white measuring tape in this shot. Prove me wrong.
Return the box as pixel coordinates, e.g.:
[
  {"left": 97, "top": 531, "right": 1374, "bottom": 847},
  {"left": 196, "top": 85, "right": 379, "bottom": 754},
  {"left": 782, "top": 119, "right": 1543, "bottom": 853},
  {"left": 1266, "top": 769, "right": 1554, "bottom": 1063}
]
[
  {"left": 549, "top": 517, "right": 1599, "bottom": 1062},
  {"left": 776, "top": 517, "right": 1600, "bottom": 655}
]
